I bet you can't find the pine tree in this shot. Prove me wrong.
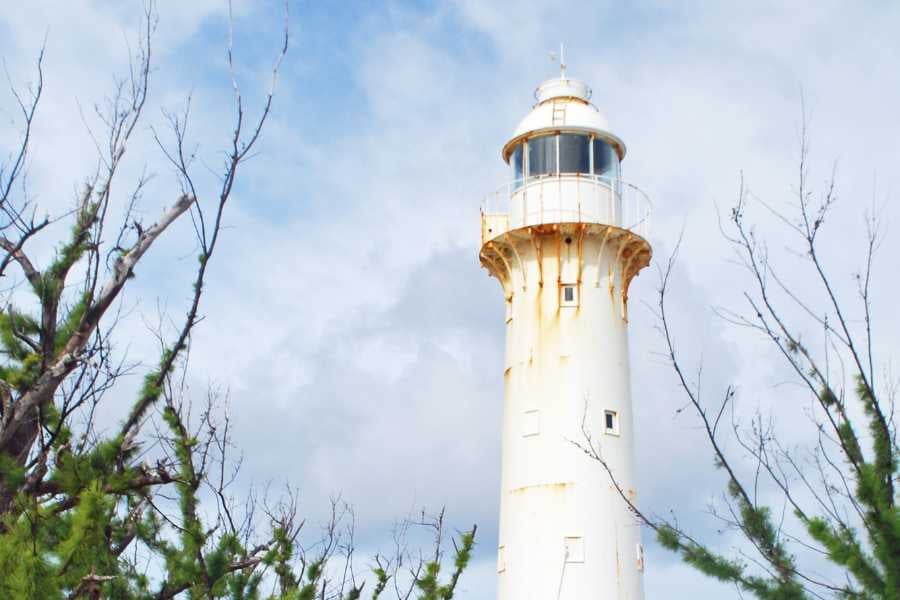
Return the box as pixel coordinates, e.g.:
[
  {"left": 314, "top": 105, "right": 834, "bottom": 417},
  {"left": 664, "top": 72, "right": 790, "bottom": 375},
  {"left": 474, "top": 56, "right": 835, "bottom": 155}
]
[{"left": 0, "top": 4, "right": 474, "bottom": 598}]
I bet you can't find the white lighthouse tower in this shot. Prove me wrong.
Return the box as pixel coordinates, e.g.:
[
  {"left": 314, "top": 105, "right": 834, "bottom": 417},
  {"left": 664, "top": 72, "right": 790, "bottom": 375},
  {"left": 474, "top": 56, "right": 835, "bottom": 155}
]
[{"left": 480, "top": 62, "right": 652, "bottom": 600}]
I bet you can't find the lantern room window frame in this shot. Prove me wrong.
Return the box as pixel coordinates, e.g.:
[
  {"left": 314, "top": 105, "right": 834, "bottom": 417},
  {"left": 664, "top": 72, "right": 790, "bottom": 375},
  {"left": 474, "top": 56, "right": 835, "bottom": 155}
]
[{"left": 509, "top": 132, "right": 621, "bottom": 184}]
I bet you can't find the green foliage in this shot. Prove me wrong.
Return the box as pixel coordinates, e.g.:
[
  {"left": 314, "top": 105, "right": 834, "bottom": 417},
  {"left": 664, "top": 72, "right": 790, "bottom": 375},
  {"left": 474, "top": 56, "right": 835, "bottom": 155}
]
[
  {"left": 661, "top": 367, "right": 900, "bottom": 598},
  {"left": 0, "top": 309, "right": 39, "bottom": 361},
  {"left": 52, "top": 293, "right": 90, "bottom": 355},
  {"left": 0, "top": 16, "right": 480, "bottom": 598},
  {"left": 0, "top": 198, "right": 101, "bottom": 396},
  {"left": 0, "top": 308, "right": 42, "bottom": 391},
  {"left": 371, "top": 567, "right": 389, "bottom": 599},
  {"left": 40, "top": 202, "right": 101, "bottom": 299},
  {"left": 0, "top": 374, "right": 475, "bottom": 600},
  {"left": 806, "top": 517, "right": 884, "bottom": 592},
  {"left": 55, "top": 482, "right": 117, "bottom": 589},
  {"left": 414, "top": 529, "right": 475, "bottom": 600},
  {"left": 818, "top": 386, "right": 838, "bottom": 407},
  {"left": 0, "top": 452, "right": 26, "bottom": 489},
  {"left": 119, "top": 348, "right": 174, "bottom": 436},
  {"left": 656, "top": 524, "right": 807, "bottom": 599},
  {"left": 267, "top": 526, "right": 299, "bottom": 593},
  {"left": 657, "top": 524, "right": 752, "bottom": 588},
  {"left": 50, "top": 437, "right": 125, "bottom": 496},
  {"left": 0, "top": 99, "right": 475, "bottom": 600},
  {"left": 0, "top": 503, "right": 60, "bottom": 600}
]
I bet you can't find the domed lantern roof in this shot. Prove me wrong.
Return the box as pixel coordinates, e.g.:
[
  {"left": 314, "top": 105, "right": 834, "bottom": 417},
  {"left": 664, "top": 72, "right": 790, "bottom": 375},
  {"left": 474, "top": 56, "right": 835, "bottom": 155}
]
[{"left": 502, "top": 76, "right": 626, "bottom": 163}]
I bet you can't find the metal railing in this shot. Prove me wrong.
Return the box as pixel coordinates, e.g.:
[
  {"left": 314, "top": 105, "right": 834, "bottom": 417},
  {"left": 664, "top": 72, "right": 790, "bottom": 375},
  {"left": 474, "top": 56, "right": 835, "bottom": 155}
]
[{"left": 481, "top": 174, "right": 651, "bottom": 240}]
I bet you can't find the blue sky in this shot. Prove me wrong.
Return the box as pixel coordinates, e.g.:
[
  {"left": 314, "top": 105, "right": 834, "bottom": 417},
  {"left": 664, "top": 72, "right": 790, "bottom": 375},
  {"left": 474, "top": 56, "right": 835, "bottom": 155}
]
[{"left": 2, "top": 1, "right": 900, "bottom": 598}]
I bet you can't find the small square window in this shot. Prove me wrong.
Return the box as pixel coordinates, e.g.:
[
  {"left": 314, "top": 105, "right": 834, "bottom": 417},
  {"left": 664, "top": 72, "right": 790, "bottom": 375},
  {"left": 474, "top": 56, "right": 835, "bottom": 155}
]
[
  {"left": 522, "top": 409, "right": 540, "bottom": 437},
  {"left": 604, "top": 410, "right": 619, "bottom": 435},
  {"left": 564, "top": 536, "right": 584, "bottom": 563},
  {"left": 561, "top": 284, "right": 578, "bottom": 307}
]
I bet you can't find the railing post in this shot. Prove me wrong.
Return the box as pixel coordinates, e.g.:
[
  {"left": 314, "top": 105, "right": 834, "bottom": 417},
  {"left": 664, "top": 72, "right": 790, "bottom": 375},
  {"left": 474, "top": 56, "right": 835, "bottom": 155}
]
[
  {"left": 619, "top": 180, "right": 624, "bottom": 228},
  {"left": 540, "top": 177, "right": 544, "bottom": 225},
  {"left": 508, "top": 182, "right": 513, "bottom": 228},
  {"left": 558, "top": 174, "right": 562, "bottom": 223},
  {"left": 615, "top": 178, "right": 620, "bottom": 227},
  {"left": 520, "top": 183, "right": 526, "bottom": 229},
  {"left": 577, "top": 174, "right": 582, "bottom": 223}
]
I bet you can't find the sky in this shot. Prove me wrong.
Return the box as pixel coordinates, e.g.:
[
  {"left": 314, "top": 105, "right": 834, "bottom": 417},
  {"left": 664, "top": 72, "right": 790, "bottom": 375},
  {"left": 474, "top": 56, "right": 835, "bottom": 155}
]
[{"left": 2, "top": 1, "right": 900, "bottom": 598}]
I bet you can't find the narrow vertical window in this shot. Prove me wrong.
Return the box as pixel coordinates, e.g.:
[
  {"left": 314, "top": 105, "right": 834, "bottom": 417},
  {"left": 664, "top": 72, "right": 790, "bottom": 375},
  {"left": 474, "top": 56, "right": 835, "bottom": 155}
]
[
  {"left": 511, "top": 143, "right": 524, "bottom": 187},
  {"left": 604, "top": 410, "right": 619, "bottom": 435},
  {"left": 558, "top": 134, "right": 590, "bottom": 174},
  {"left": 555, "top": 134, "right": 560, "bottom": 175},
  {"left": 527, "top": 135, "right": 557, "bottom": 176},
  {"left": 591, "top": 137, "right": 620, "bottom": 178},
  {"left": 588, "top": 134, "right": 594, "bottom": 175}
]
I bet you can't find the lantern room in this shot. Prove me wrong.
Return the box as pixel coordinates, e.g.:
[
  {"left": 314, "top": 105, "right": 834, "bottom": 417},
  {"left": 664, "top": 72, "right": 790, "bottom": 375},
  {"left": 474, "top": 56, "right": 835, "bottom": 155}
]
[
  {"left": 506, "top": 133, "right": 621, "bottom": 183},
  {"left": 481, "top": 76, "right": 650, "bottom": 244},
  {"left": 502, "top": 76, "right": 626, "bottom": 179}
]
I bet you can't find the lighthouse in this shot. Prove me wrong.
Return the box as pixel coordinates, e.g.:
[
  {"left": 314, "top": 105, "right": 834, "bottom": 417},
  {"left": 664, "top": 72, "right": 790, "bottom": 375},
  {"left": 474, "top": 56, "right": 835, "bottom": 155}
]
[{"left": 479, "top": 63, "right": 652, "bottom": 600}]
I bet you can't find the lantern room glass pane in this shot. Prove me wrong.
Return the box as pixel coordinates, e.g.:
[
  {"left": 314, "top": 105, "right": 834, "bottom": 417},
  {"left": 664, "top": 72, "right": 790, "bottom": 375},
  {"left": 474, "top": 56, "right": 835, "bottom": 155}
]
[
  {"left": 527, "top": 135, "right": 556, "bottom": 176},
  {"left": 559, "top": 133, "right": 590, "bottom": 174},
  {"left": 510, "top": 143, "right": 524, "bottom": 183},
  {"left": 592, "top": 138, "right": 619, "bottom": 178}
]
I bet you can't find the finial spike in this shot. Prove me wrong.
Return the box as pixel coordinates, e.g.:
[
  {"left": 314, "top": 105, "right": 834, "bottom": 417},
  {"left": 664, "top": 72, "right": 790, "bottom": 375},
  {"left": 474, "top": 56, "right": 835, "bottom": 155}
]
[{"left": 559, "top": 42, "right": 566, "bottom": 79}]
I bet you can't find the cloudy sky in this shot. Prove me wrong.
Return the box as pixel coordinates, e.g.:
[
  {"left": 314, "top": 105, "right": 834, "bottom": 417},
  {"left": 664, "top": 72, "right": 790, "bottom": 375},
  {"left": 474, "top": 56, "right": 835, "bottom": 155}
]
[{"left": 2, "top": 1, "right": 899, "bottom": 597}]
